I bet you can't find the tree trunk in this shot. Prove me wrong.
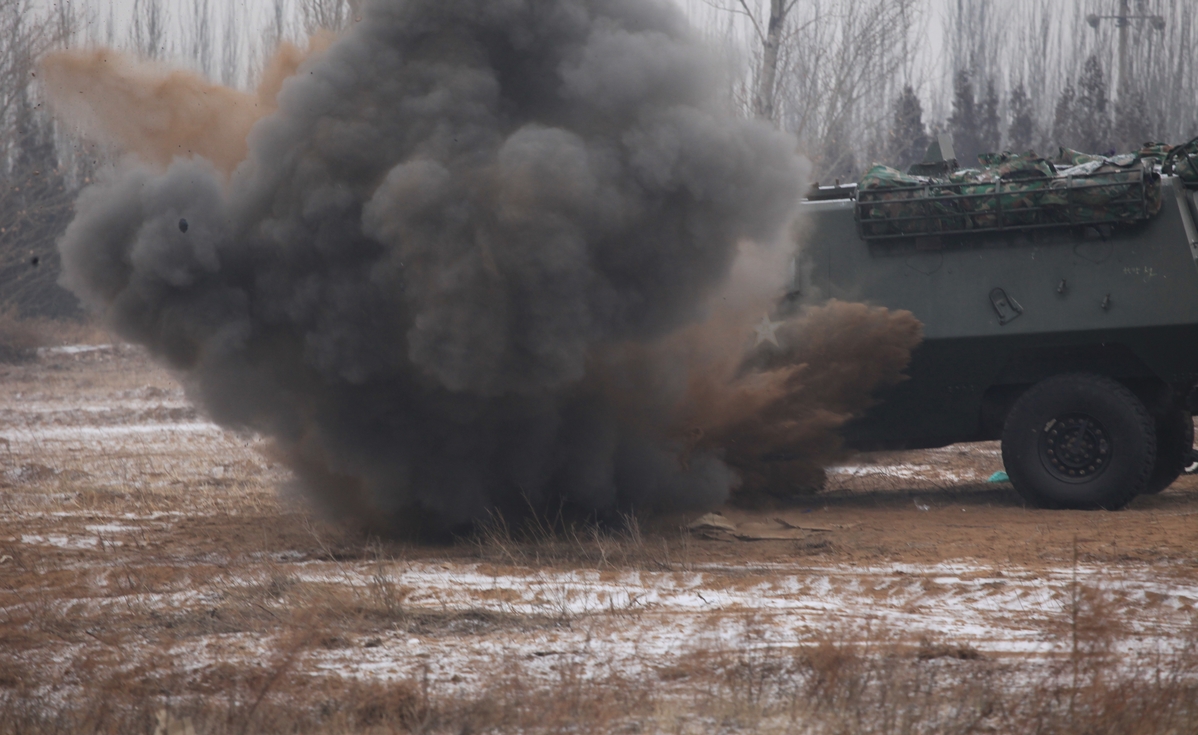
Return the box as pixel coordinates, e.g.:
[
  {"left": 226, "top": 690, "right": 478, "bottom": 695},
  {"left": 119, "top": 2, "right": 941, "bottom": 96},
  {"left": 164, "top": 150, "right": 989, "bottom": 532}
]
[
  {"left": 754, "top": 0, "right": 787, "bottom": 121},
  {"left": 1117, "top": 0, "right": 1130, "bottom": 102}
]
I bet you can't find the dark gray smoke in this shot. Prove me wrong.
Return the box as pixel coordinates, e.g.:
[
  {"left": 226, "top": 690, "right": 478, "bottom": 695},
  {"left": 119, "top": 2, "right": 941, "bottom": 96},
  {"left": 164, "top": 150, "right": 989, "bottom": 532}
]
[{"left": 57, "top": 0, "right": 809, "bottom": 530}]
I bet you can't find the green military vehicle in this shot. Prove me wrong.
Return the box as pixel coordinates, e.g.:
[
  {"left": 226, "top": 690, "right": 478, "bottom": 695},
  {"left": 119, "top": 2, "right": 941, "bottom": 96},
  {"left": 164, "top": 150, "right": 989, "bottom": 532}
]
[{"left": 793, "top": 138, "right": 1198, "bottom": 510}]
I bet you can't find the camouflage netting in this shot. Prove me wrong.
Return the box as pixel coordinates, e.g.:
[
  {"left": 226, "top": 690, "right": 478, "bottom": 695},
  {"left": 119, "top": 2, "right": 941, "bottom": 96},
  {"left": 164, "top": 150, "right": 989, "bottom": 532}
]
[
  {"left": 858, "top": 146, "right": 1168, "bottom": 238},
  {"left": 1162, "top": 136, "right": 1198, "bottom": 186}
]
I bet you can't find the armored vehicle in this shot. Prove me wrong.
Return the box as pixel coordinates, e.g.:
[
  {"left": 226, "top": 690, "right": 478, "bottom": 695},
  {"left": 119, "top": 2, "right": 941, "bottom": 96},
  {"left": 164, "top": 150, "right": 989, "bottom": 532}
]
[{"left": 793, "top": 141, "right": 1198, "bottom": 510}]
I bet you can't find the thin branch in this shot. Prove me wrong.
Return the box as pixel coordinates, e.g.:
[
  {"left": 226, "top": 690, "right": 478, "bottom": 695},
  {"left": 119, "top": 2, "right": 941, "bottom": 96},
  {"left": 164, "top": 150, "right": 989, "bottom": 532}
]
[
  {"left": 735, "top": 0, "right": 767, "bottom": 44},
  {"left": 697, "top": 0, "right": 765, "bottom": 43}
]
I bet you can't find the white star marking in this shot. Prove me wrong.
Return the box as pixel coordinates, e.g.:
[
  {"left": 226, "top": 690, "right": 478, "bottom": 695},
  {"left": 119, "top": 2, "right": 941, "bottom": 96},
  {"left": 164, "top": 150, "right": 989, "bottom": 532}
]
[{"left": 753, "top": 313, "right": 781, "bottom": 347}]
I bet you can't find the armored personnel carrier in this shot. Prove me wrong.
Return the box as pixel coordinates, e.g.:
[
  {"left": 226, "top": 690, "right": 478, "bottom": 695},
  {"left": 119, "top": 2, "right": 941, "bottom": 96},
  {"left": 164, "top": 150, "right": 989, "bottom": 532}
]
[{"left": 793, "top": 138, "right": 1198, "bottom": 510}]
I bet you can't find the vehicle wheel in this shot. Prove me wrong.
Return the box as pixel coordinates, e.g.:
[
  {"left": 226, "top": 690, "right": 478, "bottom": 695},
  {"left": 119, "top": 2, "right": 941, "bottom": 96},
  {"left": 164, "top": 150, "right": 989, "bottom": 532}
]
[
  {"left": 1001, "top": 373, "right": 1155, "bottom": 510},
  {"left": 1143, "top": 408, "right": 1194, "bottom": 494}
]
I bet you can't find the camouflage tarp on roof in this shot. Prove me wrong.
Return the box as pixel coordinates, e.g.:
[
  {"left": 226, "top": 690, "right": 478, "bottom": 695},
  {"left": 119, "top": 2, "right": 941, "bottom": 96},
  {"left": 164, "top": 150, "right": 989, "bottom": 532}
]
[
  {"left": 857, "top": 148, "right": 1162, "bottom": 238},
  {"left": 856, "top": 165, "right": 962, "bottom": 235},
  {"left": 1137, "top": 142, "right": 1174, "bottom": 163},
  {"left": 949, "top": 153, "right": 1059, "bottom": 228},
  {"left": 1054, "top": 152, "right": 1163, "bottom": 221}
]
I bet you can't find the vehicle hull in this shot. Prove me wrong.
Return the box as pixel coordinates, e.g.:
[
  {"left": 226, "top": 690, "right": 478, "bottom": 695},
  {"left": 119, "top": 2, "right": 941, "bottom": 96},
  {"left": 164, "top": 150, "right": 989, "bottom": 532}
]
[{"left": 795, "top": 176, "right": 1198, "bottom": 451}]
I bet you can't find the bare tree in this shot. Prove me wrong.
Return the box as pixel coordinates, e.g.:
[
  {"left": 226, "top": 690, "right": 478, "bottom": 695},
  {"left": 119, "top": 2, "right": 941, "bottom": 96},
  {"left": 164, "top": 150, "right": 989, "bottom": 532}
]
[
  {"left": 694, "top": 0, "right": 919, "bottom": 178},
  {"left": 299, "top": 0, "right": 350, "bottom": 34},
  {"left": 0, "top": 0, "right": 81, "bottom": 316},
  {"left": 700, "top": 0, "right": 819, "bottom": 122},
  {"left": 0, "top": 1, "right": 46, "bottom": 133},
  {"left": 130, "top": 0, "right": 170, "bottom": 60},
  {"left": 185, "top": 0, "right": 214, "bottom": 77},
  {"left": 948, "top": 0, "right": 1001, "bottom": 85},
  {"left": 51, "top": 0, "right": 82, "bottom": 49},
  {"left": 102, "top": 4, "right": 115, "bottom": 47},
  {"left": 745, "top": 0, "right": 798, "bottom": 120},
  {"left": 267, "top": 0, "right": 290, "bottom": 50},
  {"left": 221, "top": 0, "right": 242, "bottom": 88},
  {"left": 776, "top": 0, "right": 919, "bottom": 179}
]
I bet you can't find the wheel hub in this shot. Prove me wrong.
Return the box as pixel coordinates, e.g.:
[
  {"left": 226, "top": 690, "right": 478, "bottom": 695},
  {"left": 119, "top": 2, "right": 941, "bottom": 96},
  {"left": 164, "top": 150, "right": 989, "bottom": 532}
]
[{"left": 1039, "top": 414, "right": 1111, "bottom": 483}]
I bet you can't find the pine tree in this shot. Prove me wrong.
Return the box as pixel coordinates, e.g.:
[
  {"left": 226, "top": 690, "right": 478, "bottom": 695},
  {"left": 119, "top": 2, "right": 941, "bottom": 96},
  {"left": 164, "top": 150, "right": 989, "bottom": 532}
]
[
  {"left": 978, "top": 80, "right": 1001, "bottom": 155},
  {"left": 888, "top": 85, "right": 930, "bottom": 171},
  {"left": 1052, "top": 83, "right": 1077, "bottom": 154},
  {"left": 1075, "top": 55, "right": 1110, "bottom": 154},
  {"left": 1114, "top": 88, "right": 1151, "bottom": 153},
  {"left": 1008, "top": 82, "right": 1035, "bottom": 153},
  {"left": 948, "top": 70, "right": 980, "bottom": 167}
]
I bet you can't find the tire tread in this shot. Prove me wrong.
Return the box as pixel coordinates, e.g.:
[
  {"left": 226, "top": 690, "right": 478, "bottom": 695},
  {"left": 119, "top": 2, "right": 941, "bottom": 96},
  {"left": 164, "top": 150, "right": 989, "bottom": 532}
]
[
  {"left": 1144, "top": 409, "right": 1193, "bottom": 495},
  {"left": 1001, "top": 373, "right": 1155, "bottom": 510}
]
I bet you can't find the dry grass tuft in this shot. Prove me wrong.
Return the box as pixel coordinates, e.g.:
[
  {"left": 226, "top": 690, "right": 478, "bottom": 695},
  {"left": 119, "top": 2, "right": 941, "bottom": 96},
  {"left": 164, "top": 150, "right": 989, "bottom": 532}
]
[
  {"left": 0, "top": 308, "right": 42, "bottom": 362},
  {"left": 468, "top": 506, "right": 691, "bottom": 572},
  {"left": 916, "top": 636, "right": 984, "bottom": 661},
  {"left": 0, "top": 311, "right": 110, "bottom": 363}
]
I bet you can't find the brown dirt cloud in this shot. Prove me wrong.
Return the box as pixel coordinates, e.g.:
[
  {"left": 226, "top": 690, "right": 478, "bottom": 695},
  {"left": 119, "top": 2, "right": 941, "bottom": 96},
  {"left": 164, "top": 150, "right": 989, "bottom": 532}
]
[
  {"left": 40, "top": 34, "right": 335, "bottom": 176},
  {"left": 712, "top": 300, "right": 924, "bottom": 499},
  {"left": 652, "top": 298, "right": 923, "bottom": 502}
]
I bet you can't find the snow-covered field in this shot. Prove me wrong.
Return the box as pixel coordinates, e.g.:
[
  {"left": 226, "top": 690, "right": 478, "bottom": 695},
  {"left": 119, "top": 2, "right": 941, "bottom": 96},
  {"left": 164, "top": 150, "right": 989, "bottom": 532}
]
[{"left": 3, "top": 344, "right": 1198, "bottom": 732}]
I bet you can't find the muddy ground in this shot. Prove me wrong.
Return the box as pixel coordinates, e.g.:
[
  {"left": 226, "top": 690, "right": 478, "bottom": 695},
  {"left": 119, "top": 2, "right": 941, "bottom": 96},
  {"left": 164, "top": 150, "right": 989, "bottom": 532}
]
[{"left": 2, "top": 344, "right": 1197, "bottom": 732}]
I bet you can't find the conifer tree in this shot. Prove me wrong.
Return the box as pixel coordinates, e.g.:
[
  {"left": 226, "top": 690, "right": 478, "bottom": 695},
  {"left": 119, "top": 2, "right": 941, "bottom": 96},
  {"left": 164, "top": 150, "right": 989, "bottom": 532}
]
[
  {"left": 888, "top": 85, "right": 929, "bottom": 171},
  {"left": 1008, "top": 82, "right": 1035, "bottom": 153},
  {"left": 978, "top": 80, "right": 1001, "bottom": 155},
  {"left": 1052, "top": 83, "right": 1077, "bottom": 154},
  {"left": 1114, "top": 88, "right": 1151, "bottom": 153},
  {"left": 1075, "top": 55, "right": 1110, "bottom": 153},
  {"left": 948, "top": 70, "right": 980, "bottom": 167}
]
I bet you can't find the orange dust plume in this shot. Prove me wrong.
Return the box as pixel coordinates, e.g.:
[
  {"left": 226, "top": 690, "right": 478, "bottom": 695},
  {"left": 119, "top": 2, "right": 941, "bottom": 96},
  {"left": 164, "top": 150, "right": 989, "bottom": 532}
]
[
  {"left": 593, "top": 241, "right": 923, "bottom": 508},
  {"left": 679, "top": 300, "right": 924, "bottom": 501},
  {"left": 40, "top": 34, "right": 336, "bottom": 175}
]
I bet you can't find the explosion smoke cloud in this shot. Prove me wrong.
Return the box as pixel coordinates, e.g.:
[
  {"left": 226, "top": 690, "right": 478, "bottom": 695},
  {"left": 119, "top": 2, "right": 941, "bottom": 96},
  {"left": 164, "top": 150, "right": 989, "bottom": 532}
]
[{"left": 48, "top": 0, "right": 918, "bottom": 531}]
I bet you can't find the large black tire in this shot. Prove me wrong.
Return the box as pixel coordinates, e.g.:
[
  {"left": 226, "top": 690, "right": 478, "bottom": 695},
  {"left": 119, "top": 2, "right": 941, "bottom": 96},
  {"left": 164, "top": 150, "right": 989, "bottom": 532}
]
[
  {"left": 1143, "top": 408, "right": 1194, "bottom": 495},
  {"left": 1001, "top": 373, "right": 1155, "bottom": 510}
]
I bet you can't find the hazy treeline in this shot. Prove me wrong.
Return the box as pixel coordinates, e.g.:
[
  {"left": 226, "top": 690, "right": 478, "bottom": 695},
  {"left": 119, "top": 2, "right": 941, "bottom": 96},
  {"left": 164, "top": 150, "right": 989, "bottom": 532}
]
[
  {"left": 0, "top": 0, "right": 85, "bottom": 317},
  {"left": 2, "top": 0, "right": 1198, "bottom": 316},
  {"left": 941, "top": 0, "right": 1198, "bottom": 168},
  {"left": 687, "top": 0, "right": 1198, "bottom": 178}
]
